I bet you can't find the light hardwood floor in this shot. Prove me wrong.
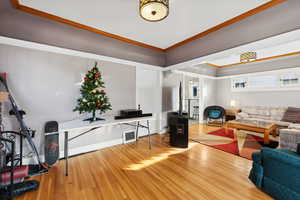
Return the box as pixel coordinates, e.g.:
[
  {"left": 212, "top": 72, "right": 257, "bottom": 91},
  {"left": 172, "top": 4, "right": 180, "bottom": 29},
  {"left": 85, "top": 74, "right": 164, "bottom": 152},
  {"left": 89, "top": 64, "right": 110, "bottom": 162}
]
[{"left": 17, "top": 124, "right": 273, "bottom": 200}]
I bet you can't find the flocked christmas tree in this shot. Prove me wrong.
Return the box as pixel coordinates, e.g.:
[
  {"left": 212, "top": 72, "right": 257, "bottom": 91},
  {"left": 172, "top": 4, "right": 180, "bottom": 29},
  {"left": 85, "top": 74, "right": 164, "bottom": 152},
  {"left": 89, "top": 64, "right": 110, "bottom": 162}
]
[{"left": 74, "top": 62, "right": 112, "bottom": 122}]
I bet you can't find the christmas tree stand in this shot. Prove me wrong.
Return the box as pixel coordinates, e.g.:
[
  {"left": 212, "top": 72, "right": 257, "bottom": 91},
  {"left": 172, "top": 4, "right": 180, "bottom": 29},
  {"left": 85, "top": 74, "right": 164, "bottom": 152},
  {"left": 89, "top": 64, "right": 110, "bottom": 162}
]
[
  {"left": 83, "top": 117, "right": 105, "bottom": 122},
  {"left": 83, "top": 111, "right": 105, "bottom": 122}
]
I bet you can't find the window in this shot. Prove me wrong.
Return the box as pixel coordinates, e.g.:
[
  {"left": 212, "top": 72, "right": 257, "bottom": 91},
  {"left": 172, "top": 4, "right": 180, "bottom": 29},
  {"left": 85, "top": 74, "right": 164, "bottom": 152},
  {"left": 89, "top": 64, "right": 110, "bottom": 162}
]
[
  {"left": 232, "top": 78, "right": 248, "bottom": 89},
  {"left": 231, "top": 71, "right": 300, "bottom": 92},
  {"left": 280, "top": 74, "right": 299, "bottom": 86}
]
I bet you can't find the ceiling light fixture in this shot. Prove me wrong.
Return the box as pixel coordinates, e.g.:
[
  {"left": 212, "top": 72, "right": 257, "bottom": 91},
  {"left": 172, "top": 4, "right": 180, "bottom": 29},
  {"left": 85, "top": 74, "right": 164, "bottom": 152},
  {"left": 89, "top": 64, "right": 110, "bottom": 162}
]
[
  {"left": 240, "top": 52, "right": 257, "bottom": 63},
  {"left": 139, "top": 0, "right": 169, "bottom": 22}
]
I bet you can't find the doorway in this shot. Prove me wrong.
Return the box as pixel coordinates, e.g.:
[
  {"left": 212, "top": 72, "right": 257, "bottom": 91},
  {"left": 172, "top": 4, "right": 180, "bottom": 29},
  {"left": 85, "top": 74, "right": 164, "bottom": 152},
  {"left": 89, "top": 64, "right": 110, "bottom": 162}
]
[{"left": 183, "top": 76, "right": 201, "bottom": 125}]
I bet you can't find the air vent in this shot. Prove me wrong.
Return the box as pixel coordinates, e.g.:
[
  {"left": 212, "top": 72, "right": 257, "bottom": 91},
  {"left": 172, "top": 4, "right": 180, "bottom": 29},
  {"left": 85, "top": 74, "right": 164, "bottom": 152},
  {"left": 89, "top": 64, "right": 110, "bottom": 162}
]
[{"left": 123, "top": 130, "right": 136, "bottom": 144}]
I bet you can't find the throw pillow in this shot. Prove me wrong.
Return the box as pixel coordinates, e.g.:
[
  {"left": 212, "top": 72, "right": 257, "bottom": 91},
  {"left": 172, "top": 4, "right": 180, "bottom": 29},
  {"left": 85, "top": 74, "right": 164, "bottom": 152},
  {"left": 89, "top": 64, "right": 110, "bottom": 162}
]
[
  {"left": 270, "top": 107, "right": 286, "bottom": 121},
  {"left": 282, "top": 107, "right": 300, "bottom": 123}
]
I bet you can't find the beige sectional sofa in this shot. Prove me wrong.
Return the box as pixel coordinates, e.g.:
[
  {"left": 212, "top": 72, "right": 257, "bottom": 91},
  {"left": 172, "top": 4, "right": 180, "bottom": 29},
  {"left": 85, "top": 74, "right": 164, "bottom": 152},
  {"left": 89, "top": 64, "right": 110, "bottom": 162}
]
[
  {"left": 236, "top": 106, "right": 300, "bottom": 152},
  {"left": 236, "top": 106, "right": 290, "bottom": 127}
]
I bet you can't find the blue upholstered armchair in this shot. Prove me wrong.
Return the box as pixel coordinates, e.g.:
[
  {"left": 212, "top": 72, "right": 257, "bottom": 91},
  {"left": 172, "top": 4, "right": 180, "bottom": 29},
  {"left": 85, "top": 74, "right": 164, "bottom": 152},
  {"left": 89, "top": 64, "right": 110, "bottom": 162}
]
[{"left": 249, "top": 145, "right": 300, "bottom": 200}]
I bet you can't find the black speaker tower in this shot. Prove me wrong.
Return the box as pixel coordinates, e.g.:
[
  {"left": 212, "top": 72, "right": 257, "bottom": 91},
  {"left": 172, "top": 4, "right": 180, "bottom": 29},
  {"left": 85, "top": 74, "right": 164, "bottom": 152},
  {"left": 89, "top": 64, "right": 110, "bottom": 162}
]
[{"left": 168, "top": 82, "right": 189, "bottom": 148}]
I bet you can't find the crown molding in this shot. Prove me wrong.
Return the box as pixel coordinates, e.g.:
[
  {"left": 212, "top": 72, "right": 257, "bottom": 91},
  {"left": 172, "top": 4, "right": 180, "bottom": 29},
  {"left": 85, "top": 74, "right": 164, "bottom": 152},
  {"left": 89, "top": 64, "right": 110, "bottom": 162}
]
[
  {"left": 10, "top": 0, "right": 19, "bottom": 8},
  {"left": 173, "top": 67, "right": 300, "bottom": 80},
  {"left": 0, "top": 36, "right": 164, "bottom": 71},
  {"left": 207, "top": 51, "right": 300, "bottom": 69},
  {"left": 10, "top": 0, "right": 287, "bottom": 52},
  {"left": 2, "top": 35, "right": 300, "bottom": 80},
  {"left": 165, "top": 0, "right": 287, "bottom": 51},
  {"left": 10, "top": 0, "right": 165, "bottom": 52},
  {"left": 216, "top": 66, "right": 300, "bottom": 79},
  {"left": 163, "top": 29, "right": 300, "bottom": 72}
]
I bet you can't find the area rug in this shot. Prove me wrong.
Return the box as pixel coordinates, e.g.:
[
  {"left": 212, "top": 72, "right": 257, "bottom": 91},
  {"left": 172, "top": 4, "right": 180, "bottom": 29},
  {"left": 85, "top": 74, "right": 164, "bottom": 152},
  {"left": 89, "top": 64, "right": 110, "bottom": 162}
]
[{"left": 191, "top": 128, "right": 279, "bottom": 160}]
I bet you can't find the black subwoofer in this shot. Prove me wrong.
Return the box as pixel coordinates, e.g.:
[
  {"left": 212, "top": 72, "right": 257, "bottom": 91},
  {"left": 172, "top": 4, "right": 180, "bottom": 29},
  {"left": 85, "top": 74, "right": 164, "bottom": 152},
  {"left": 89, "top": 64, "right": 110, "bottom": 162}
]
[{"left": 168, "top": 112, "right": 189, "bottom": 148}]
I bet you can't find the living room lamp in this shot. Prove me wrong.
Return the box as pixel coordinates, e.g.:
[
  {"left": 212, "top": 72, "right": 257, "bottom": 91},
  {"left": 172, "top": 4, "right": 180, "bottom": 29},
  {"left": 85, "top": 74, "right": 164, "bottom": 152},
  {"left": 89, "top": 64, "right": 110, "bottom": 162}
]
[
  {"left": 139, "top": 0, "right": 169, "bottom": 22},
  {"left": 230, "top": 100, "right": 237, "bottom": 108}
]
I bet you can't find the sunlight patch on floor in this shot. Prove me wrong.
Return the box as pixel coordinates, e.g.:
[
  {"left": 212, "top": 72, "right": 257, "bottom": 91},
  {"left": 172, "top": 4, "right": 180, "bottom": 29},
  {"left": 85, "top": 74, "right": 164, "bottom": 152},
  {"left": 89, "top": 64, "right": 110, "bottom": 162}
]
[{"left": 124, "top": 143, "right": 198, "bottom": 171}]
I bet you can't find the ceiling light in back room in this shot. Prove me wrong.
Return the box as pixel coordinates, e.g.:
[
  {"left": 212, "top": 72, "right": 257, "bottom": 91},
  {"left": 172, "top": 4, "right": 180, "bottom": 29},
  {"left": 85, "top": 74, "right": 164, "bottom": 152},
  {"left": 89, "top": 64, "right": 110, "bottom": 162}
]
[{"left": 240, "top": 52, "right": 257, "bottom": 63}]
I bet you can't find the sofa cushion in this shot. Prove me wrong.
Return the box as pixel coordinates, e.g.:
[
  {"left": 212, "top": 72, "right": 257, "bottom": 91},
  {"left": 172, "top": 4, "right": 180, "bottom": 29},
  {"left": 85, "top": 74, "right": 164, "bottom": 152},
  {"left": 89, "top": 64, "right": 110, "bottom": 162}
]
[
  {"left": 282, "top": 107, "right": 300, "bottom": 123},
  {"left": 264, "top": 176, "right": 300, "bottom": 200},
  {"left": 288, "top": 123, "right": 300, "bottom": 130},
  {"left": 242, "top": 107, "right": 255, "bottom": 114},
  {"left": 251, "top": 148, "right": 300, "bottom": 200},
  {"left": 243, "top": 106, "right": 270, "bottom": 116},
  {"left": 248, "top": 114, "right": 270, "bottom": 120},
  {"left": 262, "top": 148, "right": 300, "bottom": 193},
  {"left": 272, "top": 120, "right": 291, "bottom": 127},
  {"left": 245, "top": 118, "right": 290, "bottom": 127},
  {"left": 237, "top": 112, "right": 249, "bottom": 119}
]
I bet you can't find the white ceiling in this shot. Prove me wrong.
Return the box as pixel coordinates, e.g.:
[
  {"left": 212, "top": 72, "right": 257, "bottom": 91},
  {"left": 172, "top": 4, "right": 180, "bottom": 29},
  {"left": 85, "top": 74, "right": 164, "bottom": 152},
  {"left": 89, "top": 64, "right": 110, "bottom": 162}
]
[
  {"left": 206, "top": 30, "right": 300, "bottom": 66},
  {"left": 206, "top": 41, "right": 300, "bottom": 66},
  {"left": 20, "top": 0, "right": 270, "bottom": 49}
]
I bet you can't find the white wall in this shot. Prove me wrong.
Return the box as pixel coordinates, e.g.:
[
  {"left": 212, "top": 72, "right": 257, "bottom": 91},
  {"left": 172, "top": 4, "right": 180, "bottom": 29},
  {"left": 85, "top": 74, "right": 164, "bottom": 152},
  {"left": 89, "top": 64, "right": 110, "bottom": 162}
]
[
  {"left": 200, "top": 78, "right": 217, "bottom": 120},
  {"left": 161, "top": 71, "right": 183, "bottom": 129},
  {"left": 0, "top": 44, "right": 162, "bottom": 162},
  {"left": 162, "top": 70, "right": 218, "bottom": 126},
  {"left": 216, "top": 78, "right": 300, "bottom": 108},
  {"left": 136, "top": 68, "right": 163, "bottom": 135}
]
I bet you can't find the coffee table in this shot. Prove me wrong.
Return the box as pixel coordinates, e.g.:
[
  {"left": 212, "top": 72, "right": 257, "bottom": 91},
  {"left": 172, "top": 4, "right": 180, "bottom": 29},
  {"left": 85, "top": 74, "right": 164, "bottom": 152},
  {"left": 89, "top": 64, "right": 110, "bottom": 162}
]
[{"left": 225, "top": 120, "right": 277, "bottom": 144}]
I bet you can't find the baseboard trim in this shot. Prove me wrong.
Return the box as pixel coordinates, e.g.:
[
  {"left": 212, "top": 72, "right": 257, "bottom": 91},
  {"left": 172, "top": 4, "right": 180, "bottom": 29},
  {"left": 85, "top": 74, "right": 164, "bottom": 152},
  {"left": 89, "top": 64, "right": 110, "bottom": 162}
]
[
  {"left": 158, "top": 128, "right": 168, "bottom": 134},
  {"left": 59, "top": 138, "right": 123, "bottom": 158},
  {"left": 22, "top": 132, "right": 164, "bottom": 164},
  {"left": 22, "top": 138, "right": 123, "bottom": 165}
]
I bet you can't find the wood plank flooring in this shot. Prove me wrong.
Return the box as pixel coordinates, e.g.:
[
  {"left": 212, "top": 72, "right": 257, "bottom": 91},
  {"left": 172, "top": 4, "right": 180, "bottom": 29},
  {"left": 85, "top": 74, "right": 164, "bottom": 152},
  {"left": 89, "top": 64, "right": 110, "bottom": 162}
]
[{"left": 17, "top": 124, "right": 273, "bottom": 200}]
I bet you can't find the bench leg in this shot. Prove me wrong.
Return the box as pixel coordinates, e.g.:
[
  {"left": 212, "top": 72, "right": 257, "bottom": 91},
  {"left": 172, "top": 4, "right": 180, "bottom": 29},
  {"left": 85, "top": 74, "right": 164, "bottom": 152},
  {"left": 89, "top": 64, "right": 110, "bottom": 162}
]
[{"left": 264, "top": 130, "right": 270, "bottom": 144}]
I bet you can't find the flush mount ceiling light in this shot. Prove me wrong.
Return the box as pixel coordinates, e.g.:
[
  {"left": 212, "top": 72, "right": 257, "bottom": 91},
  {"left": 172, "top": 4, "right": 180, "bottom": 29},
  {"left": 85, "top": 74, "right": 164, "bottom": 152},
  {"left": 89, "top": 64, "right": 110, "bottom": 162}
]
[
  {"left": 240, "top": 52, "right": 257, "bottom": 63},
  {"left": 139, "top": 0, "right": 169, "bottom": 22}
]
